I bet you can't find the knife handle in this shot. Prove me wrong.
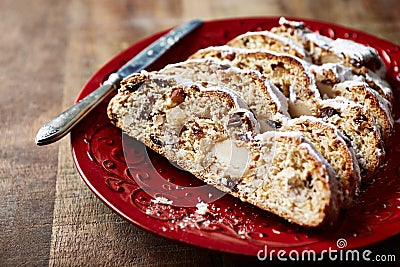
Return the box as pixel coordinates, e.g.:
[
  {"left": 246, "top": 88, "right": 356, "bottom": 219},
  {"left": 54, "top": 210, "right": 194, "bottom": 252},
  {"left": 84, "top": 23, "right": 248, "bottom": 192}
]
[{"left": 35, "top": 73, "right": 122, "bottom": 145}]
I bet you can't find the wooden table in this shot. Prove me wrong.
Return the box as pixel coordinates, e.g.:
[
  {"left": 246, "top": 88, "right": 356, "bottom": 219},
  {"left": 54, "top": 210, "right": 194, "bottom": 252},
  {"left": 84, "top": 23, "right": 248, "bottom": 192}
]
[{"left": 1, "top": 0, "right": 399, "bottom": 266}]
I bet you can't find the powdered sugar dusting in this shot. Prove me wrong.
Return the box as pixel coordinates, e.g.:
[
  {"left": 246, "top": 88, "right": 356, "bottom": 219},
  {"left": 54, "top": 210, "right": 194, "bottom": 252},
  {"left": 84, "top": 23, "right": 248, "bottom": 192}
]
[{"left": 151, "top": 196, "right": 174, "bottom": 205}]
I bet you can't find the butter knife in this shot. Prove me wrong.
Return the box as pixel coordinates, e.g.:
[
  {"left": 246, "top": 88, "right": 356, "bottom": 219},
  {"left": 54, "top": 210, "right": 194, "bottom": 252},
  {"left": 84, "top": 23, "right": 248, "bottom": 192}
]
[{"left": 36, "top": 19, "right": 203, "bottom": 146}]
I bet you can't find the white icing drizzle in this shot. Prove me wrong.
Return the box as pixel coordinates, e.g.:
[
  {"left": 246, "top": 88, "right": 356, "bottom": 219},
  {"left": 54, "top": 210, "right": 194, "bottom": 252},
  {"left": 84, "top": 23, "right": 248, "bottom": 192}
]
[
  {"left": 265, "top": 81, "right": 291, "bottom": 118},
  {"left": 330, "top": 39, "right": 381, "bottom": 64},
  {"left": 311, "top": 63, "right": 356, "bottom": 82},
  {"left": 279, "top": 17, "right": 305, "bottom": 29},
  {"left": 254, "top": 130, "right": 303, "bottom": 142},
  {"left": 320, "top": 97, "right": 360, "bottom": 111},
  {"left": 365, "top": 69, "right": 393, "bottom": 102}
]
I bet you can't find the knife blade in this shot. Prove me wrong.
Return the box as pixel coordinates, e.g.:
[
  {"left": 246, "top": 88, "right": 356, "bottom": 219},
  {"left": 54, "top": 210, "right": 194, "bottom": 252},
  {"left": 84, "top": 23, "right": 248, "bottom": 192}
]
[{"left": 35, "top": 19, "right": 203, "bottom": 146}]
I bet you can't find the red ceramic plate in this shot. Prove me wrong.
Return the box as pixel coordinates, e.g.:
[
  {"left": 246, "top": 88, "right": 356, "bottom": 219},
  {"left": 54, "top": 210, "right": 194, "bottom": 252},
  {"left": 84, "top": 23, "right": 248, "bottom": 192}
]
[{"left": 71, "top": 17, "right": 400, "bottom": 256}]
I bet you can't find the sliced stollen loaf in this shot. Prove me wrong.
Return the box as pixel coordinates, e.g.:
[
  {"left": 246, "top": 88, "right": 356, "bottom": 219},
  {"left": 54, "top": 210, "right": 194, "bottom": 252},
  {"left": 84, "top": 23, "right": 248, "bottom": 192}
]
[
  {"left": 190, "top": 45, "right": 385, "bottom": 180},
  {"left": 159, "top": 58, "right": 290, "bottom": 132},
  {"left": 189, "top": 45, "right": 321, "bottom": 118},
  {"left": 318, "top": 98, "right": 384, "bottom": 180},
  {"left": 228, "top": 30, "right": 393, "bottom": 107},
  {"left": 224, "top": 25, "right": 393, "bottom": 141},
  {"left": 270, "top": 17, "right": 387, "bottom": 78},
  {"left": 158, "top": 58, "right": 361, "bottom": 205},
  {"left": 280, "top": 116, "right": 361, "bottom": 207},
  {"left": 107, "top": 72, "right": 341, "bottom": 227},
  {"left": 226, "top": 30, "right": 311, "bottom": 61}
]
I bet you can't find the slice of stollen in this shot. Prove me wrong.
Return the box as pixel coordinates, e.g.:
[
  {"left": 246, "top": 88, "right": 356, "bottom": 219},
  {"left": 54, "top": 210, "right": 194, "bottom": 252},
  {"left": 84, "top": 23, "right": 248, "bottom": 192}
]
[
  {"left": 318, "top": 98, "right": 385, "bottom": 180},
  {"left": 310, "top": 63, "right": 393, "bottom": 142},
  {"left": 189, "top": 45, "right": 321, "bottom": 118},
  {"left": 226, "top": 30, "right": 310, "bottom": 61},
  {"left": 107, "top": 72, "right": 341, "bottom": 227},
  {"left": 330, "top": 81, "right": 393, "bottom": 142},
  {"left": 310, "top": 63, "right": 393, "bottom": 105},
  {"left": 159, "top": 58, "right": 290, "bottom": 132},
  {"left": 270, "top": 17, "right": 387, "bottom": 78},
  {"left": 108, "top": 72, "right": 260, "bottom": 175},
  {"left": 245, "top": 131, "right": 341, "bottom": 227},
  {"left": 280, "top": 116, "right": 361, "bottom": 207}
]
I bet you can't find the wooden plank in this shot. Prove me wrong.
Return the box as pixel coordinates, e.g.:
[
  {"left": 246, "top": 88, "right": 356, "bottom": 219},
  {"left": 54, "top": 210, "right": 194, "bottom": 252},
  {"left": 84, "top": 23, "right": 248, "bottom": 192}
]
[{"left": 0, "top": 0, "right": 68, "bottom": 265}]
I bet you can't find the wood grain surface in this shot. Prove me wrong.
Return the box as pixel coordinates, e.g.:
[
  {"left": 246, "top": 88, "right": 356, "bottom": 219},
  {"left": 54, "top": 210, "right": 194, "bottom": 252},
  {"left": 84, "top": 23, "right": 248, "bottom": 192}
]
[{"left": 1, "top": 0, "right": 399, "bottom": 266}]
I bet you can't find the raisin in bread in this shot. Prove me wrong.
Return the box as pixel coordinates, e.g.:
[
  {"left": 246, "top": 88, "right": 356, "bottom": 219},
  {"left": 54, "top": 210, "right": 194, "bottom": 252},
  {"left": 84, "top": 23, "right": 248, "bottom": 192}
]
[
  {"left": 189, "top": 45, "right": 321, "bottom": 117},
  {"left": 280, "top": 116, "right": 361, "bottom": 207},
  {"left": 159, "top": 58, "right": 290, "bottom": 132},
  {"left": 107, "top": 72, "right": 341, "bottom": 227},
  {"left": 270, "top": 17, "right": 387, "bottom": 78}
]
